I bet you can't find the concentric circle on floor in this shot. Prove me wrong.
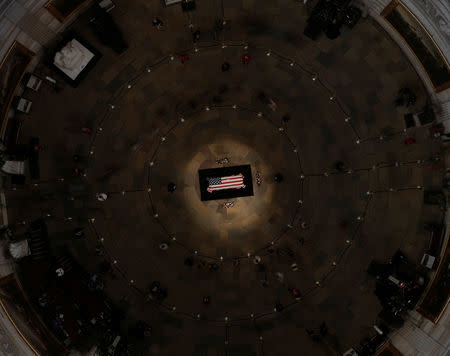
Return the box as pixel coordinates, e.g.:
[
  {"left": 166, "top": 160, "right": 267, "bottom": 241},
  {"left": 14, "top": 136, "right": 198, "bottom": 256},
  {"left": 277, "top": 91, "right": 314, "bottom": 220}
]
[
  {"left": 147, "top": 105, "right": 303, "bottom": 259},
  {"left": 81, "top": 42, "right": 376, "bottom": 322}
]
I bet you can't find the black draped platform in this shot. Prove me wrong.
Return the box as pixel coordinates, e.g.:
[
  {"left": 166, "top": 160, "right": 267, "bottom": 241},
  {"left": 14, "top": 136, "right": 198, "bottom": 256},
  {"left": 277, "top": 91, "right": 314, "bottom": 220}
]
[{"left": 198, "top": 165, "right": 254, "bottom": 201}]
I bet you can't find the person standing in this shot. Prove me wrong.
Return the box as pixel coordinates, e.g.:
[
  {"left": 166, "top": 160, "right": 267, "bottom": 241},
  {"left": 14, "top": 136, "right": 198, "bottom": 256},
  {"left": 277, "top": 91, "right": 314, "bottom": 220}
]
[
  {"left": 159, "top": 242, "right": 169, "bottom": 250},
  {"left": 81, "top": 126, "right": 91, "bottom": 135},
  {"left": 274, "top": 173, "right": 283, "bottom": 183},
  {"left": 242, "top": 54, "right": 252, "bottom": 64},
  {"left": 275, "top": 272, "right": 284, "bottom": 283},
  {"left": 221, "top": 62, "right": 230, "bottom": 72},
  {"left": 289, "top": 288, "right": 301, "bottom": 300},
  {"left": 96, "top": 193, "right": 108, "bottom": 201},
  {"left": 168, "top": 182, "right": 176, "bottom": 192},
  {"left": 152, "top": 18, "right": 164, "bottom": 29},
  {"left": 192, "top": 29, "right": 200, "bottom": 42},
  {"left": 73, "top": 227, "right": 84, "bottom": 239},
  {"left": 180, "top": 54, "right": 189, "bottom": 64}
]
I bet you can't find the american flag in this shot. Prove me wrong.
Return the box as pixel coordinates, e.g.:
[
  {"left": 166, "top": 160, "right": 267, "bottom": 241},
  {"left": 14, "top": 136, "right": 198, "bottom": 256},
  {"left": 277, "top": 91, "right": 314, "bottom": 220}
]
[{"left": 207, "top": 174, "right": 246, "bottom": 193}]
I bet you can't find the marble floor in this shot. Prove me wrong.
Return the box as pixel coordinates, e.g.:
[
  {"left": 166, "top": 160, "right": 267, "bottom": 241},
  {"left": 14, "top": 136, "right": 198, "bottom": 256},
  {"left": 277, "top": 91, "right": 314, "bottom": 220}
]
[{"left": 5, "top": 0, "right": 445, "bottom": 354}]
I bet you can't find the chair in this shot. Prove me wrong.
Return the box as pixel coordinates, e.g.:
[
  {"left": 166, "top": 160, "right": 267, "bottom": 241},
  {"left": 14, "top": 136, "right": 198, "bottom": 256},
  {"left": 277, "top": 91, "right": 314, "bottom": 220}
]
[
  {"left": 25, "top": 74, "right": 43, "bottom": 91},
  {"left": 98, "top": 0, "right": 115, "bottom": 12},
  {"left": 15, "top": 97, "right": 32, "bottom": 114}
]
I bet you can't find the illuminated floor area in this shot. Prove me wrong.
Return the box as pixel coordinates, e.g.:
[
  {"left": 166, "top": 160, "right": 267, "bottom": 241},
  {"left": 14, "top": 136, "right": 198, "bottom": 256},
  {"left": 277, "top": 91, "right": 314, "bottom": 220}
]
[{"left": 5, "top": 0, "right": 445, "bottom": 354}]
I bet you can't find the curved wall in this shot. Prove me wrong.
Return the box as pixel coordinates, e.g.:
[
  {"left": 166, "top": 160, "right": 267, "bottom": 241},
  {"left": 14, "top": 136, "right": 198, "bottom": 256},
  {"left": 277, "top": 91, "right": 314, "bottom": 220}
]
[
  {"left": 0, "top": 0, "right": 90, "bottom": 62},
  {"left": 0, "top": 1, "right": 448, "bottom": 355},
  {"left": 356, "top": 0, "right": 450, "bottom": 126}
]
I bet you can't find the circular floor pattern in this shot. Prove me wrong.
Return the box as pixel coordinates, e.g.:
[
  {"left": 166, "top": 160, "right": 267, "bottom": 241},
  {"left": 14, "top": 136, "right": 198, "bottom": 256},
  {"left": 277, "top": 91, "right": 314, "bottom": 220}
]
[
  {"left": 147, "top": 105, "right": 303, "bottom": 259},
  {"left": 7, "top": 9, "right": 444, "bottom": 353},
  {"left": 84, "top": 43, "right": 378, "bottom": 322}
]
